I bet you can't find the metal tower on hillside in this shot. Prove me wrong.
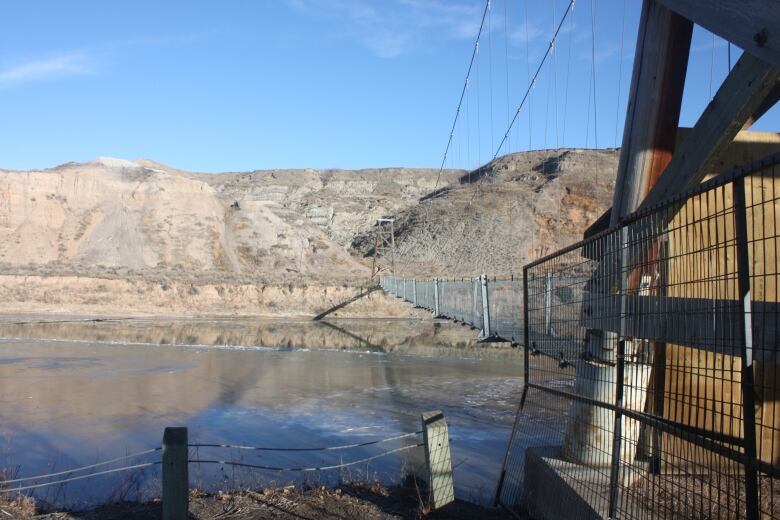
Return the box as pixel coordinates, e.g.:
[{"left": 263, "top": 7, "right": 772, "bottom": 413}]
[{"left": 371, "top": 218, "right": 396, "bottom": 280}]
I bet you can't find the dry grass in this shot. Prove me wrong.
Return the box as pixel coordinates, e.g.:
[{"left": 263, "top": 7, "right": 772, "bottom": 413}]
[{"left": 12, "top": 482, "right": 513, "bottom": 520}]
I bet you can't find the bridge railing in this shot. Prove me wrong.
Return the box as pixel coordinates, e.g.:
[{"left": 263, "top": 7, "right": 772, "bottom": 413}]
[{"left": 380, "top": 274, "right": 523, "bottom": 344}]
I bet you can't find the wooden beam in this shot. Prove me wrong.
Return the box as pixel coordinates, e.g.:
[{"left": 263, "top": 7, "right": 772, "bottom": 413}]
[
  {"left": 744, "top": 82, "right": 780, "bottom": 129},
  {"left": 611, "top": 0, "right": 693, "bottom": 224},
  {"left": 655, "top": 0, "right": 780, "bottom": 70},
  {"left": 638, "top": 53, "right": 780, "bottom": 211},
  {"left": 574, "top": 294, "right": 780, "bottom": 363}
]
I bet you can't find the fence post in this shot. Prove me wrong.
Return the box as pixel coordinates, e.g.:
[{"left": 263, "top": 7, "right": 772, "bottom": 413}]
[
  {"left": 162, "top": 427, "right": 188, "bottom": 520},
  {"left": 412, "top": 279, "right": 418, "bottom": 307},
  {"left": 480, "top": 274, "right": 491, "bottom": 338},
  {"left": 733, "top": 177, "right": 760, "bottom": 520},
  {"left": 544, "top": 271, "right": 553, "bottom": 335},
  {"left": 421, "top": 410, "right": 454, "bottom": 510},
  {"left": 607, "top": 225, "right": 629, "bottom": 519},
  {"left": 434, "top": 278, "right": 440, "bottom": 317}
]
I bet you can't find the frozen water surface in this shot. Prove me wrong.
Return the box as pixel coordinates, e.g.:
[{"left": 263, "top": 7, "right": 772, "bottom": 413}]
[{"left": 0, "top": 317, "right": 523, "bottom": 508}]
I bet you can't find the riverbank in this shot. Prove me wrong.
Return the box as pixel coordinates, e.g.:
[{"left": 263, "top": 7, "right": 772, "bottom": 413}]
[
  {"left": 5, "top": 482, "right": 514, "bottom": 519},
  {"left": 0, "top": 276, "right": 422, "bottom": 318}
]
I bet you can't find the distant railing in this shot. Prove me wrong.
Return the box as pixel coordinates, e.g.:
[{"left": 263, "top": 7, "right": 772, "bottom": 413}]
[{"left": 380, "top": 275, "right": 524, "bottom": 344}]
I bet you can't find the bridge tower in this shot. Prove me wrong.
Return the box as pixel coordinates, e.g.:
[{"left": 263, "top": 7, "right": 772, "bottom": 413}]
[{"left": 371, "top": 218, "right": 396, "bottom": 280}]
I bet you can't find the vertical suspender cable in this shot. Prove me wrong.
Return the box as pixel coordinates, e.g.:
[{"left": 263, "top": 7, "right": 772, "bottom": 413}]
[
  {"left": 552, "top": 0, "right": 559, "bottom": 149},
  {"left": 524, "top": 0, "right": 532, "bottom": 151},
  {"left": 492, "top": 0, "right": 575, "bottom": 160},
  {"left": 728, "top": 42, "right": 732, "bottom": 71},
  {"left": 589, "top": 0, "right": 598, "bottom": 148},
  {"left": 424, "top": 0, "right": 489, "bottom": 243},
  {"left": 430, "top": 0, "right": 489, "bottom": 194},
  {"left": 561, "top": 2, "right": 575, "bottom": 146},
  {"left": 488, "top": 0, "right": 495, "bottom": 155},
  {"left": 477, "top": 39, "right": 482, "bottom": 168},
  {"left": 504, "top": 0, "right": 511, "bottom": 152},
  {"left": 467, "top": 80, "right": 472, "bottom": 181},
  {"left": 709, "top": 32, "right": 716, "bottom": 99},
  {"left": 613, "top": 0, "right": 626, "bottom": 147}
]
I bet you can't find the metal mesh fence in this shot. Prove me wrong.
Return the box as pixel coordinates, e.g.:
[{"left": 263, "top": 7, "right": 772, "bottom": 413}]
[
  {"left": 380, "top": 275, "right": 524, "bottom": 343},
  {"left": 497, "top": 153, "right": 780, "bottom": 520},
  {"left": 488, "top": 278, "right": 525, "bottom": 343}
]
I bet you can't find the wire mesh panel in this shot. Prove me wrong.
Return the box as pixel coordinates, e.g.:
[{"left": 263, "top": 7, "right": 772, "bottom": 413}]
[
  {"left": 416, "top": 280, "right": 434, "bottom": 311},
  {"left": 488, "top": 278, "right": 524, "bottom": 343},
  {"left": 439, "top": 279, "right": 482, "bottom": 329},
  {"left": 498, "top": 154, "right": 780, "bottom": 520}
]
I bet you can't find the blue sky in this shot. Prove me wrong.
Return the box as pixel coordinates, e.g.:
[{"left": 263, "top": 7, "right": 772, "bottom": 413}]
[{"left": 0, "top": 0, "right": 776, "bottom": 172}]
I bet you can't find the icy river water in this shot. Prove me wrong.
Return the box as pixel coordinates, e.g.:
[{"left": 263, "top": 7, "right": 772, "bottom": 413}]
[{"left": 0, "top": 317, "right": 523, "bottom": 509}]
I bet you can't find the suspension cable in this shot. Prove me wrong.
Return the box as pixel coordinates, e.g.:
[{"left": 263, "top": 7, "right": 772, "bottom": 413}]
[
  {"left": 493, "top": 0, "right": 576, "bottom": 160},
  {"left": 431, "top": 0, "right": 490, "bottom": 193}
]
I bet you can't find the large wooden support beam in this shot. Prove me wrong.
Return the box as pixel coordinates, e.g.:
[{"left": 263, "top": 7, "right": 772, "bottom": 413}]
[
  {"left": 611, "top": 1, "right": 692, "bottom": 224},
  {"left": 638, "top": 53, "right": 780, "bottom": 211},
  {"left": 655, "top": 0, "right": 780, "bottom": 71}
]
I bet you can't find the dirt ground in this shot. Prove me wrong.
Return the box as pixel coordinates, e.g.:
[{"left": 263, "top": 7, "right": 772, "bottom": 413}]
[{"left": 2, "top": 483, "right": 515, "bottom": 520}]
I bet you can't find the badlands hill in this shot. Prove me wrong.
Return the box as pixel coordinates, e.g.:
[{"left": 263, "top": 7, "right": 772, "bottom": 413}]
[{"left": 0, "top": 150, "right": 618, "bottom": 316}]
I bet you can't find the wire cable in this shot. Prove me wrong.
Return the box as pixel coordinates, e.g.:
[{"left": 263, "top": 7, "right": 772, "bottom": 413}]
[
  {"left": 0, "top": 462, "right": 159, "bottom": 494},
  {"left": 589, "top": 0, "right": 598, "bottom": 148},
  {"left": 0, "top": 448, "right": 161, "bottom": 485},
  {"left": 503, "top": 0, "right": 511, "bottom": 152},
  {"left": 189, "top": 443, "right": 423, "bottom": 473},
  {"left": 432, "top": 0, "right": 490, "bottom": 193},
  {"left": 613, "top": 0, "right": 627, "bottom": 147},
  {"left": 493, "top": 0, "right": 576, "bottom": 160},
  {"left": 189, "top": 430, "right": 422, "bottom": 453}
]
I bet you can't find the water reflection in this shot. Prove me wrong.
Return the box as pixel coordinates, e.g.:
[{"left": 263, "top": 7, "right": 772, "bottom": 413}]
[{"left": 0, "top": 318, "right": 522, "bottom": 508}]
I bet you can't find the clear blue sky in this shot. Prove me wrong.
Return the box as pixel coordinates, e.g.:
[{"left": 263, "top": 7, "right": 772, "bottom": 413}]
[{"left": 0, "top": 0, "right": 776, "bottom": 172}]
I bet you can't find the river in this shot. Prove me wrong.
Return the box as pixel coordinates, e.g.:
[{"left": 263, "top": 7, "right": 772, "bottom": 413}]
[{"left": 0, "top": 317, "right": 522, "bottom": 509}]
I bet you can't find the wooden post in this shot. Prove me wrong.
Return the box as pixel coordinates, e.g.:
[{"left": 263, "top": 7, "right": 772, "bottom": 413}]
[
  {"left": 611, "top": 0, "right": 692, "bottom": 223},
  {"left": 162, "top": 427, "right": 188, "bottom": 520},
  {"left": 421, "top": 410, "right": 454, "bottom": 510}
]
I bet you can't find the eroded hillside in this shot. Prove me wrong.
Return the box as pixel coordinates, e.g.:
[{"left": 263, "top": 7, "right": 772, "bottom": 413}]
[
  {"left": 352, "top": 149, "right": 618, "bottom": 277},
  {"left": 0, "top": 150, "right": 617, "bottom": 315}
]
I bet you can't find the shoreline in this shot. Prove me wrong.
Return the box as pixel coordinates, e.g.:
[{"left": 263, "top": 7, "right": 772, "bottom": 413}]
[{"left": 6, "top": 482, "right": 514, "bottom": 519}]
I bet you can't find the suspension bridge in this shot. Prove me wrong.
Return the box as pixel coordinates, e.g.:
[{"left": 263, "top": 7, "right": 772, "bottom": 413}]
[
  {"left": 373, "top": 0, "right": 780, "bottom": 518},
  {"left": 1, "top": 1, "right": 778, "bottom": 519}
]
